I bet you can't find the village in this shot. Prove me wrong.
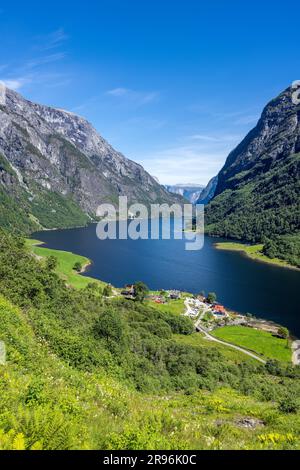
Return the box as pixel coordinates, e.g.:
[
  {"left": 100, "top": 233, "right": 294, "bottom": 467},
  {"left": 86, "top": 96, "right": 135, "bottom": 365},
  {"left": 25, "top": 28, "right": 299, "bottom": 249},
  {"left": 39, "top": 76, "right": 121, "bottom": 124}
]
[
  {"left": 118, "top": 283, "right": 298, "bottom": 364},
  {"left": 120, "top": 284, "right": 250, "bottom": 332}
]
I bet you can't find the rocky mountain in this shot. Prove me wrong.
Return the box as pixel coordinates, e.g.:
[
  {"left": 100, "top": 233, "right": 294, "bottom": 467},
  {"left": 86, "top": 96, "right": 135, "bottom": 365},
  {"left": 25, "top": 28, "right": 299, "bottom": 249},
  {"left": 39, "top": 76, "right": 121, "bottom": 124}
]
[
  {"left": 165, "top": 184, "right": 204, "bottom": 204},
  {"left": 0, "top": 84, "right": 181, "bottom": 232},
  {"left": 205, "top": 84, "right": 300, "bottom": 266},
  {"left": 196, "top": 176, "right": 218, "bottom": 205}
]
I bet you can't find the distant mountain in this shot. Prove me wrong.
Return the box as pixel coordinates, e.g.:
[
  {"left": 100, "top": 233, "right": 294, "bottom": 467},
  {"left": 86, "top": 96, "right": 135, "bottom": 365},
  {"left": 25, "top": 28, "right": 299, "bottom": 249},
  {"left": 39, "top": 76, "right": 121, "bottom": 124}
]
[
  {"left": 165, "top": 184, "right": 204, "bottom": 204},
  {"left": 205, "top": 85, "right": 300, "bottom": 267},
  {"left": 196, "top": 176, "right": 218, "bottom": 205},
  {"left": 0, "top": 85, "right": 181, "bottom": 232}
]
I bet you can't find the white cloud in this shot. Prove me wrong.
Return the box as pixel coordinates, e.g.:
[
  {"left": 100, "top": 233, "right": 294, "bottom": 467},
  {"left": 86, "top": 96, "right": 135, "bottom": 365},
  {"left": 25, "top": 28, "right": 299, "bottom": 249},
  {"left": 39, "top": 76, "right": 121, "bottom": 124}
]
[
  {"left": 107, "top": 87, "right": 129, "bottom": 97},
  {"left": 138, "top": 134, "right": 242, "bottom": 185},
  {"left": 106, "top": 87, "right": 159, "bottom": 106},
  {"left": 0, "top": 77, "right": 32, "bottom": 90},
  {"left": 188, "top": 133, "right": 241, "bottom": 142},
  {"left": 23, "top": 53, "right": 66, "bottom": 71},
  {"left": 0, "top": 28, "right": 69, "bottom": 92},
  {"left": 35, "top": 28, "right": 68, "bottom": 51},
  {"left": 188, "top": 103, "right": 260, "bottom": 128},
  {"left": 140, "top": 147, "right": 223, "bottom": 185}
]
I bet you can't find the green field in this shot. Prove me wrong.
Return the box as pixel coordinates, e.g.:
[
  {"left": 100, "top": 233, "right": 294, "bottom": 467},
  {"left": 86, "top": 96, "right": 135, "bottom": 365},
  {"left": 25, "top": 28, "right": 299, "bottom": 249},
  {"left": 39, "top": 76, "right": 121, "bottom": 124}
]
[
  {"left": 26, "top": 239, "right": 105, "bottom": 290},
  {"left": 214, "top": 242, "right": 296, "bottom": 269},
  {"left": 213, "top": 326, "right": 292, "bottom": 362},
  {"left": 147, "top": 298, "right": 186, "bottom": 316},
  {"left": 174, "top": 333, "right": 258, "bottom": 364}
]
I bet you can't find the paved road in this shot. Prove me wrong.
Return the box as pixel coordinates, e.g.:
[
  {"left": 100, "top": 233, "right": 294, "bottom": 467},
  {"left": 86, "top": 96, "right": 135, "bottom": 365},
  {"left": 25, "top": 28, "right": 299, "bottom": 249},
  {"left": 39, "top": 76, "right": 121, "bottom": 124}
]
[
  {"left": 183, "top": 299, "right": 266, "bottom": 363},
  {"left": 194, "top": 318, "right": 266, "bottom": 364}
]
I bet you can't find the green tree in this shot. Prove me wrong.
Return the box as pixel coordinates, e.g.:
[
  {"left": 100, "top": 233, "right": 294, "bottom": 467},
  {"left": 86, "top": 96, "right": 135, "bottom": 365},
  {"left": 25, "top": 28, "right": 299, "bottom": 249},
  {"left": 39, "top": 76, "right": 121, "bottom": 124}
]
[
  {"left": 94, "top": 309, "right": 126, "bottom": 349},
  {"left": 73, "top": 261, "right": 82, "bottom": 272},
  {"left": 278, "top": 326, "right": 289, "bottom": 340},
  {"left": 164, "top": 314, "right": 194, "bottom": 335},
  {"left": 46, "top": 256, "right": 58, "bottom": 271},
  {"left": 86, "top": 282, "right": 98, "bottom": 291},
  {"left": 103, "top": 284, "right": 112, "bottom": 297},
  {"left": 134, "top": 281, "right": 149, "bottom": 302},
  {"left": 206, "top": 292, "right": 217, "bottom": 304}
]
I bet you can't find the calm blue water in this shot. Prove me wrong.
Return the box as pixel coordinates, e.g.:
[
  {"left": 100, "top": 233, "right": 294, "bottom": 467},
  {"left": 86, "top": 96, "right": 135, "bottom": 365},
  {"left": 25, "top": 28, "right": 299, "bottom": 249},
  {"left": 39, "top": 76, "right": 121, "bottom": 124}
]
[{"left": 33, "top": 222, "right": 300, "bottom": 336}]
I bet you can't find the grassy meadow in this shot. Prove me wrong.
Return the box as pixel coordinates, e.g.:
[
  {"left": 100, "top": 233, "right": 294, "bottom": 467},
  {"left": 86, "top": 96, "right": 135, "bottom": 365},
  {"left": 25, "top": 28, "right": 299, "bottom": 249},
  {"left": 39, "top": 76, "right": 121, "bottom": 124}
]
[
  {"left": 214, "top": 242, "right": 296, "bottom": 269},
  {"left": 26, "top": 239, "right": 105, "bottom": 290},
  {"left": 213, "top": 326, "right": 292, "bottom": 362}
]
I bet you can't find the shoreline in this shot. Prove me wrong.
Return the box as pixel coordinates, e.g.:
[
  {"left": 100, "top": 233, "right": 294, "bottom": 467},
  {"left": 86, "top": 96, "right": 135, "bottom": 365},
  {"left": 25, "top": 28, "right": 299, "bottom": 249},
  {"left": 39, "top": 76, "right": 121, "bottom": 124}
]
[
  {"left": 28, "top": 235, "right": 298, "bottom": 340},
  {"left": 214, "top": 241, "right": 299, "bottom": 271},
  {"left": 29, "top": 239, "right": 92, "bottom": 273},
  {"left": 27, "top": 239, "right": 96, "bottom": 288},
  {"left": 33, "top": 223, "right": 298, "bottom": 272}
]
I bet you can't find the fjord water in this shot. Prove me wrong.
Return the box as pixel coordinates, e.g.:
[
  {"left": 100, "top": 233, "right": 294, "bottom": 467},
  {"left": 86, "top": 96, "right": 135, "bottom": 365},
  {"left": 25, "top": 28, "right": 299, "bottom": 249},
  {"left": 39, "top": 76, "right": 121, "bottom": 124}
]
[{"left": 33, "top": 222, "right": 300, "bottom": 336}]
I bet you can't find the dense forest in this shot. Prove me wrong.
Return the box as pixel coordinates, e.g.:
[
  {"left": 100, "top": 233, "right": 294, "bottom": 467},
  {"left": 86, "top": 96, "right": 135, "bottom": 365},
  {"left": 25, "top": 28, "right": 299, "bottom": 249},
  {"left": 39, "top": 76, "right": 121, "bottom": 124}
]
[{"left": 0, "top": 230, "right": 299, "bottom": 449}]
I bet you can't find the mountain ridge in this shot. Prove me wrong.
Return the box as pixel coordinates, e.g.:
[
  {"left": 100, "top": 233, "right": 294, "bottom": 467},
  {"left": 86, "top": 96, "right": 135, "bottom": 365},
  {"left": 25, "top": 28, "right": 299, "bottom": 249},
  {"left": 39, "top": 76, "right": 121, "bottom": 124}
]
[{"left": 0, "top": 85, "right": 181, "bottom": 232}]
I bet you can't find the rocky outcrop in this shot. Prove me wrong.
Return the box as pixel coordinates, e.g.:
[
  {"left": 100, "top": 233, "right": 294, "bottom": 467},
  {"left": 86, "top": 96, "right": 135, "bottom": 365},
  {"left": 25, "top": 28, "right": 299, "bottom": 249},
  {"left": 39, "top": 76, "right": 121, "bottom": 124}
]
[{"left": 196, "top": 176, "right": 218, "bottom": 205}]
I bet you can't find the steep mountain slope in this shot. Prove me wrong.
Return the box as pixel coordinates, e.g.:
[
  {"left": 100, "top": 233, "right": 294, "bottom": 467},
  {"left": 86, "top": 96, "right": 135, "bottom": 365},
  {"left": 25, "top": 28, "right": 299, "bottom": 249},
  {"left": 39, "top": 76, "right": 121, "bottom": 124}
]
[
  {"left": 0, "top": 84, "right": 180, "bottom": 232},
  {"left": 196, "top": 176, "right": 218, "bottom": 205},
  {"left": 205, "top": 85, "right": 300, "bottom": 266}
]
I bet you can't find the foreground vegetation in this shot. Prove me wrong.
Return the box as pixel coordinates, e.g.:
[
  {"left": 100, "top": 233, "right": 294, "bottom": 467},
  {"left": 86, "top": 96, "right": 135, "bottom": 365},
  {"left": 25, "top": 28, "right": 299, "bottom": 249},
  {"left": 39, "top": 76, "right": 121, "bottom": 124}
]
[
  {"left": 0, "top": 230, "right": 299, "bottom": 450},
  {"left": 213, "top": 326, "right": 292, "bottom": 363}
]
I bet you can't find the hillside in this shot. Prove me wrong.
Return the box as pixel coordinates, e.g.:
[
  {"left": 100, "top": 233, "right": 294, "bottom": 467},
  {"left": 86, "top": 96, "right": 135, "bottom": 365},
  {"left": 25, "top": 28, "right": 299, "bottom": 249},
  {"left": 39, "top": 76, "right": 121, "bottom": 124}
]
[
  {"left": 0, "top": 84, "right": 181, "bottom": 233},
  {"left": 0, "top": 230, "right": 299, "bottom": 450},
  {"left": 205, "top": 86, "right": 300, "bottom": 267},
  {"left": 197, "top": 176, "right": 218, "bottom": 204}
]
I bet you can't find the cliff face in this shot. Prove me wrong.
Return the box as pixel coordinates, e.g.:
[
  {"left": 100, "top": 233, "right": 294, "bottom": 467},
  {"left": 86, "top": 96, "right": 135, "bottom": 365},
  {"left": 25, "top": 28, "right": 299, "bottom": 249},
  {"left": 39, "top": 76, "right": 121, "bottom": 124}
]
[
  {"left": 0, "top": 85, "right": 180, "bottom": 231},
  {"left": 196, "top": 176, "right": 218, "bottom": 205},
  {"left": 214, "top": 86, "right": 300, "bottom": 196},
  {"left": 205, "top": 85, "right": 300, "bottom": 266}
]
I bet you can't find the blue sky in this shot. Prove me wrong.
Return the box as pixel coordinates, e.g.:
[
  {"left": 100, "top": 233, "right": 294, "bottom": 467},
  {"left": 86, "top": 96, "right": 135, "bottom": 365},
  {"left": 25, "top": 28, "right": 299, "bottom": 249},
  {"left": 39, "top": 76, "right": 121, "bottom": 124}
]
[{"left": 1, "top": 0, "right": 299, "bottom": 185}]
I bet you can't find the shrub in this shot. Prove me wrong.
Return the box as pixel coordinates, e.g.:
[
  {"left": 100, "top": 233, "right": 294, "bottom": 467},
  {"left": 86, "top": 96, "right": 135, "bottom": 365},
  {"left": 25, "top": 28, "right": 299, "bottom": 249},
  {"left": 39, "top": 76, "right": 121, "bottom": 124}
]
[
  {"left": 73, "top": 261, "right": 82, "bottom": 272},
  {"left": 278, "top": 395, "right": 299, "bottom": 414}
]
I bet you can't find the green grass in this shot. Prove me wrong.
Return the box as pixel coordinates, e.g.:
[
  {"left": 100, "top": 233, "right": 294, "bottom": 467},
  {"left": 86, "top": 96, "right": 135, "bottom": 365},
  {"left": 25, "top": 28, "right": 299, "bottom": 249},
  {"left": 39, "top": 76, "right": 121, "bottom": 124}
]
[
  {"left": 214, "top": 242, "right": 296, "bottom": 269},
  {"left": 146, "top": 298, "right": 186, "bottom": 316},
  {"left": 174, "top": 332, "right": 258, "bottom": 364},
  {"left": 212, "top": 326, "right": 292, "bottom": 362},
  {"left": 0, "top": 292, "right": 298, "bottom": 450},
  {"left": 26, "top": 239, "right": 105, "bottom": 290}
]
